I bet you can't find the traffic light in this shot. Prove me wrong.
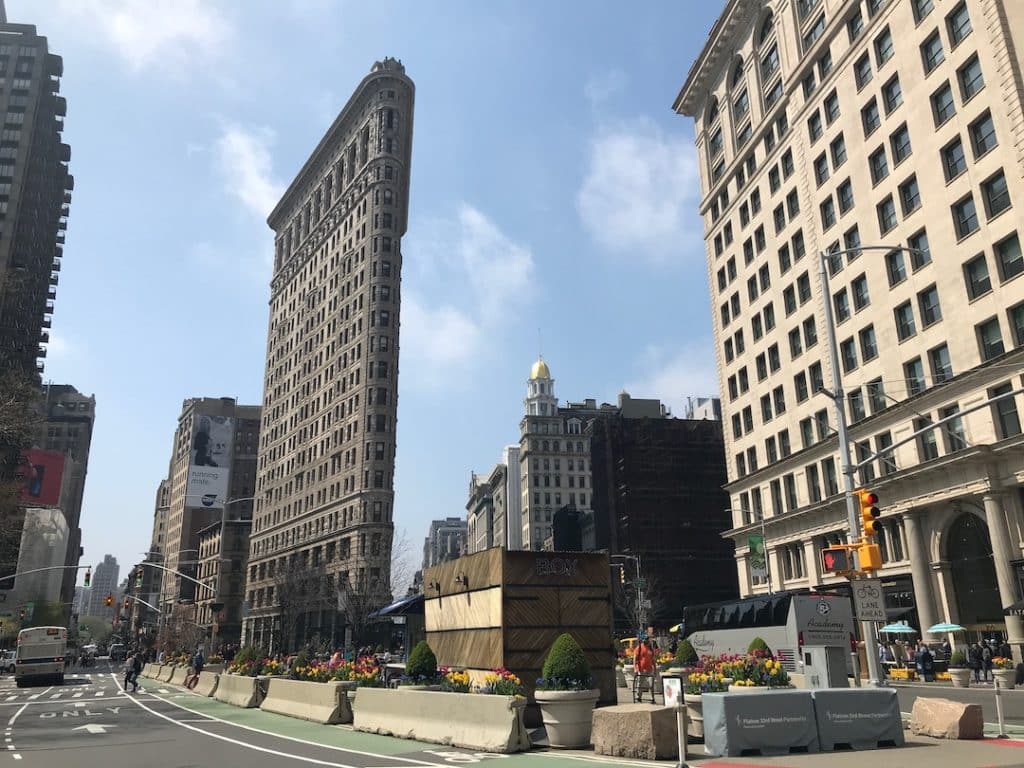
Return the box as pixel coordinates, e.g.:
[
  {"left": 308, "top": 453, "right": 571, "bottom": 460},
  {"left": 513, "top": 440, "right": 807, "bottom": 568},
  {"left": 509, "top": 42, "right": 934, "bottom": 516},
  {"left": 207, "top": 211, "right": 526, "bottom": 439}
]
[
  {"left": 123, "top": 597, "right": 130, "bottom": 611},
  {"left": 618, "top": 565, "right": 625, "bottom": 585},
  {"left": 821, "top": 546, "right": 852, "bottom": 574},
  {"left": 134, "top": 567, "right": 143, "bottom": 588},
  {"left": 104, "top": 593, "right": 113, "bottom": 607},
  {"left": 83, "top": 567, "right": 91, "bottom": 587},
  {"left": 859, "top": 489, "right": 881, "bottom": 537}
]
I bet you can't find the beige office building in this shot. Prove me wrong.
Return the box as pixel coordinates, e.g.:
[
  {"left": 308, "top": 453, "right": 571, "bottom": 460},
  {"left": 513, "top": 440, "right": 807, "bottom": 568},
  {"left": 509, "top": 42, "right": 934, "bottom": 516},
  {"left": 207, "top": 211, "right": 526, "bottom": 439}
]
[
  {"left": 244, "top": 59, "right": 414, "bottom": 652},
  {"left": 675, "top": 0, "right": 1024, "bottom": 645}
]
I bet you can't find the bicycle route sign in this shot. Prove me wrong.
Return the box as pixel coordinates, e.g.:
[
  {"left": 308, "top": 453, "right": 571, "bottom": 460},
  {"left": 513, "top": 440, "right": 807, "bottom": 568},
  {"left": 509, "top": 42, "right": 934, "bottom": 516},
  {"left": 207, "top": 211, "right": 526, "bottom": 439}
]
[{"left": 851, "top": 577, "right": 887, "bottom": 622}]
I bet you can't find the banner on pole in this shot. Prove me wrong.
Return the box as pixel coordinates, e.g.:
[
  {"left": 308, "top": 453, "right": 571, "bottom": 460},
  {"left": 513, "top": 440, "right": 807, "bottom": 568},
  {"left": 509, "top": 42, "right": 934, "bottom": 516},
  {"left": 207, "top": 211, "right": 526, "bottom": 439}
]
[{"left": 748, "top": 534, "right": 768, "bottom": 581}]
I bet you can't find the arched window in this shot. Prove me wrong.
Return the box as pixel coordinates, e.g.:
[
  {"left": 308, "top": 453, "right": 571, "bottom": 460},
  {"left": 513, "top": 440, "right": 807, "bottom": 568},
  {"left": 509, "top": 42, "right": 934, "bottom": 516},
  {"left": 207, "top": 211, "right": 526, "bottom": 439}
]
[
  {"left": 730, "top": 58, "right": 745, "bottom": 89},
  {"left": 757, "top": 11, "right": 775, "bottom": 47},
  {"left": 705, "top": 96, "right": 720, "bottom": 127}
]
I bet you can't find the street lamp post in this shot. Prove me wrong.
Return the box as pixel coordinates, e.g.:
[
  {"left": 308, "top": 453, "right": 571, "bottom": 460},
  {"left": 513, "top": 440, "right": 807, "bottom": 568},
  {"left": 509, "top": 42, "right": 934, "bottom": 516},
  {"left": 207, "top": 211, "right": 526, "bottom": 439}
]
[{"left": 817, "top": 244, "right": 927, "bottom": 688}]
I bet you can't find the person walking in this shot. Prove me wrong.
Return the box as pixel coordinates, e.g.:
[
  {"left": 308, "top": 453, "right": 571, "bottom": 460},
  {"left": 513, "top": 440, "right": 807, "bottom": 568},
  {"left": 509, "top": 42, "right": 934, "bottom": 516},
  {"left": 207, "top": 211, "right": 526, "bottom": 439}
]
[
  {"left": 123, "top": 652, "right": 137, "bottom": 693},
  {"left": 186, "top": 648, "right": 204, "bottom": 690},
  {"left": 130, "top": 652, "right": 143, "bottom": 692},
  {"left": 982, "top": 640, "right": 993, "bottom": 682}
]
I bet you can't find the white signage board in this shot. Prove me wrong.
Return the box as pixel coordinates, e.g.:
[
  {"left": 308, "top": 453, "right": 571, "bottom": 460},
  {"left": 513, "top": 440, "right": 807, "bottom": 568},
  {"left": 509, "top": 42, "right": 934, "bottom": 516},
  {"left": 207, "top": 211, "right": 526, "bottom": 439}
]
[{"left": 851, "top": 578, "right": 887, "bottom": 622}]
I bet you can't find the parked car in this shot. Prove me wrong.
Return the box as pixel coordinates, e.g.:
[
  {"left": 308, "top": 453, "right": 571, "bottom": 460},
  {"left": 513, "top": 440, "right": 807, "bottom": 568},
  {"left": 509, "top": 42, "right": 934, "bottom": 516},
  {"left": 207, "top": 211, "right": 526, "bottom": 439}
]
[{"left": 1, "top": 651, "right": 15, "bottom": 674}]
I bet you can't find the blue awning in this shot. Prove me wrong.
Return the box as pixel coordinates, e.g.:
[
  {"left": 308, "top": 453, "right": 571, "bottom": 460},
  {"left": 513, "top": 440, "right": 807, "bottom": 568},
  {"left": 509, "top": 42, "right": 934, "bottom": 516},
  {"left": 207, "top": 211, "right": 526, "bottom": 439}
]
[{"left": 371, "top": 593, "right": 424, "bottom": 617}]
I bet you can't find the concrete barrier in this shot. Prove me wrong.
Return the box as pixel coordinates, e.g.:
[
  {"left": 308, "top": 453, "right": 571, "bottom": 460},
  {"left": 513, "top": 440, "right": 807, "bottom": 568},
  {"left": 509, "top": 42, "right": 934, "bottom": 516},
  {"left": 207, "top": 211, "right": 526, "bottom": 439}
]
[
  {"left": 354, "top": 688, "right": 530, "bottom": 753},
  {"left": 142, "top": 664, "right": 161, "bottom": 679},
  {"left": 159, "top": 665, "right": 177, "bottom": 682},
  {"left": 214, "top": 674, "right": 265, "bottom": 708},
  {"left": 194, "top": 671, "right": 220, "bottom": 698},
  {"left": 259, "top": 679, "right": 355, "bottom": 724},
  {"left": 169, "top": 666, "right": 190, "bottom": 686}
]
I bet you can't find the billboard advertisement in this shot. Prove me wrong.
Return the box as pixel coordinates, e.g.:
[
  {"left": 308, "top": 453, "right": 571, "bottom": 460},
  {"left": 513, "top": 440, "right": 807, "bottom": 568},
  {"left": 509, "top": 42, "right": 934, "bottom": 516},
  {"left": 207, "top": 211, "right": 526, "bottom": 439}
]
[
  {"left": 185, "top": 414, "right": 233, "bottom": 509},
  {"left": 19, "top": 449, "right": 66, "bottom": 507}
]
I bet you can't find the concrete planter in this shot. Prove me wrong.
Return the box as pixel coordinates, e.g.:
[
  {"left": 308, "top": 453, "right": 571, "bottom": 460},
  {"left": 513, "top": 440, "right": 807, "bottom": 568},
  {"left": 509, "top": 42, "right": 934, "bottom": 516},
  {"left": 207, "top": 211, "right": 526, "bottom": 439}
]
[
  {"left": 994, "top": 669, "right": 1015, "bottom": 689},
  {"left": 535, "top": 688, "right": 600, "bottom": 749},
  {"left": 949, "top": 668, "right": 972, "bottom": 688},
  {"left": 260, "top": 678, "right": 356, "bottom": 724},
  {"left": 354, "top": 688, "right": 530, "bottom": 753},
  {"left": 683, "top": 693, "right": 704, "bottom": 739}
]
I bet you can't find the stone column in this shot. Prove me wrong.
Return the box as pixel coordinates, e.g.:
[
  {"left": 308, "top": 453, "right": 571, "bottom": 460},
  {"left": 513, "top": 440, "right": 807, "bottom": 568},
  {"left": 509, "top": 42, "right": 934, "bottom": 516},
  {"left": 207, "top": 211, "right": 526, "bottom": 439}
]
[
  {"left": 982, "top": 493, "right": 1024, "bottom": 653},
  {"left": 902, "top": 510, "right": 938, "bottom": 635}
]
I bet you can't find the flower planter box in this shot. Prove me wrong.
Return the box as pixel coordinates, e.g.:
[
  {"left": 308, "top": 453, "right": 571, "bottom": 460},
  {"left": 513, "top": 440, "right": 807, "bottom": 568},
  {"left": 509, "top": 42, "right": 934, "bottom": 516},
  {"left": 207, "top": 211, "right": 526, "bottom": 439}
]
[
  {"left": 948, "top": 668, "right": 971, "bottom": 688},
  {"left": 535, "top": 689, "right": 600, "bottom": 749},
  {"left": 354, "top": 688, "right": 530, "bottom": 753},
  {"left": 259, "top": 678, "right": 356, "bottom": 724},
  {"left": 683, "top": 693, "right": 704, "bottom": 739}
]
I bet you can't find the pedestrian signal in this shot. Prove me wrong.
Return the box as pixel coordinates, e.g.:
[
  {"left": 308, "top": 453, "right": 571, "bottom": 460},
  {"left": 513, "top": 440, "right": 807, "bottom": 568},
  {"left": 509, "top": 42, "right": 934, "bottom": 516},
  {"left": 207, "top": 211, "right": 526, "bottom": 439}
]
[{"left": 821, "top": 546, "right": 852, "bottom": 574}]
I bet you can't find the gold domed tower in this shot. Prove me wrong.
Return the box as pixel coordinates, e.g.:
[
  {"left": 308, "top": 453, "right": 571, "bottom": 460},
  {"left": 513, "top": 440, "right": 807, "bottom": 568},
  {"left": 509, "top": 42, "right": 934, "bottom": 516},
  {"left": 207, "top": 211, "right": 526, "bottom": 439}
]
[{"left": 525, "top": 356, "right": 556, "bottom": 417}]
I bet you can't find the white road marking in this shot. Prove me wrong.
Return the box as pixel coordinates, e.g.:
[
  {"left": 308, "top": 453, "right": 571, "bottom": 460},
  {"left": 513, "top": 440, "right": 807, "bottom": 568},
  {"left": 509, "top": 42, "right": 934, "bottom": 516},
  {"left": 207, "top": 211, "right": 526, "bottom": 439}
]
[
  {"left": 94, "top": 691, "right": 103, "bottom": 697},
  {"left": 12, "top": 754, "right": 20, "bottom": 760},
  {"left": 3, "top": 697, "right": 13, "bottom": 703},
  {"left": 72, "top": 692, "right": 82, "bottom": 698},
  {"left": 49, "top": 693, "right": 60, "bottom": 699},
  {"left": 7, "top": 704, "right": 27, "bottom": 727}
]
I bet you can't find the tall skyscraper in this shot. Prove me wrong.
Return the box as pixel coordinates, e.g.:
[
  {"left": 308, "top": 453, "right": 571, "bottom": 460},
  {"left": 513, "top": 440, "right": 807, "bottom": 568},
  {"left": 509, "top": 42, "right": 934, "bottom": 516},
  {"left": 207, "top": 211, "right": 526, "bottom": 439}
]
[
  {"left": 244, "top": 59, "right": 415, "bottom": 652},
  {"left": 0, "top": 12, "right": 72, "bottom": 379},
  {"left": 85, "top": 554, "right": 118, "bottom": 619},
  {"left": 675, "top": 0, "right": 1024, "bottom": 644},
  {"left": 421, "top": 518, "right": 467, "bottom": 571}
]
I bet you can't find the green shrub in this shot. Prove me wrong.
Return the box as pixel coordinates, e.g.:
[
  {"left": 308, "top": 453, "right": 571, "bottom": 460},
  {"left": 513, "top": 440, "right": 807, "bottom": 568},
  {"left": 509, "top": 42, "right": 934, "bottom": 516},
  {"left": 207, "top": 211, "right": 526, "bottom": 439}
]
[
  {"left": 405, "top": 640, "right": 437, "bottom": 680},
  {"left": 293, "top": 650, "right": 310, "bottom": 670},
  {"left": 949, "top": 650, "right": 967, "bottom": 668},
  {"left": 233, "top": 646, "right": 260, "bottom": 665},
  {"left": 675, "top": 639, "right": 698, "bottom": 666},
  {"left": 540, "top": 633, "right": 592, "bottom": 688},
  {"left": 748, "top": 637, "right": 771, "bottom": 655}
]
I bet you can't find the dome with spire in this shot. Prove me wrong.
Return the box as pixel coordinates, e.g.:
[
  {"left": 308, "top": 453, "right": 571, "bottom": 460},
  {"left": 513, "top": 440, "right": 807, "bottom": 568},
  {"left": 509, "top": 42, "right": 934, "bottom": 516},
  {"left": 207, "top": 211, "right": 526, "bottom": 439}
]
[{"left": 530, "top": 357, "right": 551, "bottom": 380}]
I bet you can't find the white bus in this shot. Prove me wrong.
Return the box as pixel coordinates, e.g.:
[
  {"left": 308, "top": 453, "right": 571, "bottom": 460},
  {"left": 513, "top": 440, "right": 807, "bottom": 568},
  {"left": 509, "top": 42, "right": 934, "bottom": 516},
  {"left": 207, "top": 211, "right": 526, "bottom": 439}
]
[{"left": 15, "top": 626, "right": 67, "bottom": 686}]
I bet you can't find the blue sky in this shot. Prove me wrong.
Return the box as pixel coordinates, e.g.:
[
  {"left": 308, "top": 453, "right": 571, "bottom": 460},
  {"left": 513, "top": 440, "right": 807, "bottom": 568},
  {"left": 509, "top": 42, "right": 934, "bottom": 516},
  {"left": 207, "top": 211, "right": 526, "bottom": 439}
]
[{"left": 21, "top": 0, "right": 722, "bottom": 584}]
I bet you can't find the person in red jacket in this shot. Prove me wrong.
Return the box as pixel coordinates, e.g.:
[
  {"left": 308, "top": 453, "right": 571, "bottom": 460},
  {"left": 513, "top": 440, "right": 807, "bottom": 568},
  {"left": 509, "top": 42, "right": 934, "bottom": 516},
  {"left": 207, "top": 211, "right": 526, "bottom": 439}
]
[{"left": 634, "top": 640, "right": 656, "bottom": 703}]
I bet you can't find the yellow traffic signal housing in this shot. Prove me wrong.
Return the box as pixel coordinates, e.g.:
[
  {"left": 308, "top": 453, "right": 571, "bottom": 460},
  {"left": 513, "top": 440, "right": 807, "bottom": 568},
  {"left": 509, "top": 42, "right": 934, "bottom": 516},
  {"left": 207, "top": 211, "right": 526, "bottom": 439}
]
[
  {"left": 104, "top": 593, "right": 114, "bottom": 607},
  {"left": 859, "top": 542, "right": 883, "bottom": 572},
  {"left": 858, "top": 489, "right": 881, "bottom": 537},
  {"left": 821, "top": 545, "right": 854, "bottom": 574},
  {"left": 618, "top": 565, "right": 626, "bottom": 585}
]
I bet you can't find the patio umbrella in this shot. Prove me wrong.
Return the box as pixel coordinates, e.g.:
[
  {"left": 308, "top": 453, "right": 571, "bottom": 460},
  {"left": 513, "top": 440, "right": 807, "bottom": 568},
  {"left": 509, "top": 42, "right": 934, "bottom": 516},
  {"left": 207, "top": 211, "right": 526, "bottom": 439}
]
[
  {"left": 927, "top": 622, "right": 965, "bottom": 633},
  {"left": 880, "top": 623, "right": 917, "bottom": 634}
]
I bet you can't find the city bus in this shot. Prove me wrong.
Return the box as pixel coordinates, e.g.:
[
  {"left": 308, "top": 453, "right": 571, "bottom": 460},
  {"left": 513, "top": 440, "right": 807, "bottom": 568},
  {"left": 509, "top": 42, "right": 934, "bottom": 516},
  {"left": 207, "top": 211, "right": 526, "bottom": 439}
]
[{"left": 15, "top": 626, "right": 67, "bottom": 686}]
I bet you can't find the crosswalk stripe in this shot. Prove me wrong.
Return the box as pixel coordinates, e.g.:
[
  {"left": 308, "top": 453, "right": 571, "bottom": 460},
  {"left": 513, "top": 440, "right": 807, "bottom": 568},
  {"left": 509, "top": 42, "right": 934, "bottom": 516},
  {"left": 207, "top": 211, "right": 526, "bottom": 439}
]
[
  {"left": 94, "top": 691, "right": 103, "bottom": 697},
  {"left": 72, "top": 692, "right": 82, "bottom": 698}
]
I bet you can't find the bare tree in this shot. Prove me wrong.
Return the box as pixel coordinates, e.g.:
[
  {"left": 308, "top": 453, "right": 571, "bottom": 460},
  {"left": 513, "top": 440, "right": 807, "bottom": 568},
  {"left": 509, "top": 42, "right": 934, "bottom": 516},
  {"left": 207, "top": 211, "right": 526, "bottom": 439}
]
[
  {"left": 389, "top": 526, "right": 417, "bottom": 599},
  {"left": 274, "top": 561, "right": 332, "bottom": 654},
  {"left": 614, "top": 569, "right": 665, "bottom": 635}
]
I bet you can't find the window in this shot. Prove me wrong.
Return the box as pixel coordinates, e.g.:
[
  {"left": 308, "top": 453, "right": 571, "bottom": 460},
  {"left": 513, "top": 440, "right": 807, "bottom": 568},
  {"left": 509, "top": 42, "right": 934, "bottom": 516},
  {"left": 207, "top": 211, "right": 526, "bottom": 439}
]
[
  {"left": 786, "top": 189, "right": 800, "bottom": 217},
  {"left": 877, "top": 195, "right": 897, "bottom": 234},
  {"left": 764, "top": 303, "right": 775, "bottom": 331},
  {"left": 908, "top": 229, "right": 931, "bottom": 269},
  {"left": 797, "top": 272, "right": 811, "bottom": 303},
  {"left": 886, "top": 249, "right": 907, "bottom": 286},
  {"left": 834, "top": 289, "right": 851, "bottom": 322},
  {"left": 778, "top": 244, "right": 792, "bottom": 274},
  {"left": 841, "top": 338, "right": 858, "bottom": 372},
  {"left": 862, "top": 98, "right": 881, "bottom": 136},
  {"left": 977, "top": 317, "right": 1005, "bottom": 360},
  {"left": 849, "top": 389, "right": 866, "bottom": 422},
  {"left": 860, "top": 324, "right": 879, "bottom": 361},
  {"left": 736, "top": 122, "right": 753, "bottom": 148},
  {"left": 867, "top": 378, "right": 886, "bottom": 414},
  {"left": 756, "top": 353, "right": 767, "bottom": 380},
  {"left": 890, "top": 124, "right": 912, "bottom": 163},
  {"left": 875, "top": 27, "right": 894, "bottom": 65},
  {"left": 761, "top": 395, "right": 773, "bottom": 423},
  {"left": 918, "top": 284, "right": 942, "bottom": 327},
  {"left": 847, "top": 11, "right": 864, "bottom": 42},
  {"left": 1010, "top": 302, "right": 1024, "bottom": 347},
  {"left": 708, "top": 128, "right": 723, "bottom": 158},
  {"left": 912, "top": 0, "right": 934, "bottom": 22},
  {"left": 869, "top": 147, "right": 889, "bottom": 184},
  {"left": 814, "top": 153, "right": 830, "bottom": 186},
  {"left": 991, "top": 383, "right": 1022, "bottom": 438},
  {"left": 768, "top": 343, "right": 780, "bottom": 371},
  {"left": 835, "top": 179, "right": 854, "bottom": 214},
  {"left": 931, "top": 82, "right": 956, "bottom": 126},
  {"left": 773, "top": 386, "right": 786, "bottom": 415},
  {"left": 921, "top": 32, "right": 944, "bottom": 74},
  {"left": 789, "top": 328, "right": 803, "bottom": 358},
  {"left": 969, "top": 112, "right": 997, "bottom": 158},
  {"left": 929, "top": 343, "right": 953, "bottom": 383},
  {"left": 852, "top": 274, "right": 869, "bottom": 309},
  {"left": 899, "top": 175, "right": 922, "bottom": 215},
  {"left": 769, "top": 166, "right": 781, "bottom": 193},
  {"left": 996, "top": 234, "right": 1023, "bottom": 281},
  {"left": 946, "top": 2, "right": 972, "bottom": 46},
  {"left": 820, "top": 197, "right": 836, "bottom": 229},
  {"left": 941, "top": 404, "right": 968, "bottom": 453},
  {"left": 803, "top": 316, "right": 818, "bottom": 347},
  {"left": 817, "top": 50, "right": 833, "bottom": 78},
  {"left": 760, "top": 43, "right": 780, "bottom": 79},
  {"left": 774, "top": 204, "right": 786, "bottom": 233},
  {"left": 751, "top": 188, "right": 761, "bottom": 214},
  {"left": 782, "top": 149, "right": 794, "bottom": 178},
  {"left": 904, "top": 357, "right": 926, "bottom": 396},
  {"left": 765, "top": 79, "right": 783, "bottom": 109},
  {"left": 854, "top": 54, "right": 873, "bottom": 90},
  {"left": 795, "top": 372, "right": 809, "bottom": 402},
  {"left": 915, "top": 416, "right": 940, "bottom": 461},
  {"left": 803, "top": 13, "right": 826, "bottom": 50},
  {"left": 831, "top": 135, "right": 847, "bottom": 167},
  {"left": 824, "top": 90, "right": 840, "bottom": 123},
  {"left": 815, "top": 409, "right": 830, "bottom": 442},
  {"left": 942, "top": 137, "right": 967, "bottom": 181},
  {"left": 808, "top": 111, "right": 823, "bottom": 142},
  {"left": 784, "top": 286, "right": 797, "bottom": 315},
  {"left": 958, "top": 55, "right": 984, "bottom": 100},
  {"left": 895, "top": 301, "right": 916, "bottom": 340},
  {"left": 952, "top": 195, "right": 979, "bottom": 238},
  {"left": 882, "top": 76, "right": 903, "bottom": 113},
  {"left": 806, "top": 464, "right": 822, "bottom": 503},
  {"left": 981, "top": 171, "right": 1011, "bottom": 218},
  {"left": 844, "top": 226, "right": 862, "bottom": 260},
  {"left": 793, "top": 230, "right": 805, "bottom": 261},
  {"left": 964, "top": 254, "right": 992, "bottom": 299},
  {"left": 877, "top": 431, "right": 897, "bottom": 475}
]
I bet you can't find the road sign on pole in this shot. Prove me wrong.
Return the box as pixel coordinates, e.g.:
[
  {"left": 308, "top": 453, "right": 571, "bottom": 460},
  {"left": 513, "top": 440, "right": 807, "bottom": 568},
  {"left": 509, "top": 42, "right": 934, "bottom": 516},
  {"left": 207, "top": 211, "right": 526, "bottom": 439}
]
[{"left": 851, "top": 577, "right": 887, "bottom": 622}]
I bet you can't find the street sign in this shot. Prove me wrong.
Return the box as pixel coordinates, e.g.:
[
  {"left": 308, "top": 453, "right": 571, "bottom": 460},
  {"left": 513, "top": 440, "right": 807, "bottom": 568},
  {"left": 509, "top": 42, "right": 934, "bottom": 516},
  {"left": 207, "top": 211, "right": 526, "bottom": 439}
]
[
  {"left": 635, "top": 578, "right": 647, "bottom": 589},
  {"left": 641, "top": 599, "right": 652, "bottom": 609},
  {"left": 851, "top": 577, "right": 887, "bottom": 622}
]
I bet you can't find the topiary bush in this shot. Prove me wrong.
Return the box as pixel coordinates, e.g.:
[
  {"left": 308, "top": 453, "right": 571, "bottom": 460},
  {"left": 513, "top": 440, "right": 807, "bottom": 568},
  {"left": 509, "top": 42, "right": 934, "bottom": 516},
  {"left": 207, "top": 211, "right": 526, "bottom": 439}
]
[
  {"left": 949, "top": 650, "right": 967, "bottom": 668},
  {"left": 405, "top": 640, "right": 438, "bottom": 680},
  {"left": 748, "top": 637, "right": 771, "bottom": 655},
  {"left": 675, "top": 638, "right": 698, "bottom": 666},
  {"left": 539, "top": 633, "right": 592, "bottom": 690}
]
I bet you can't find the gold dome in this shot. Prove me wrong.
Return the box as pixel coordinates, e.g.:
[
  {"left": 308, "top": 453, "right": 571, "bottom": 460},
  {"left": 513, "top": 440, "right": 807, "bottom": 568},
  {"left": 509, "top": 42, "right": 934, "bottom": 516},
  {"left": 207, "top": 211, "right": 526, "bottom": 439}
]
[{"left": 530, "top": 357, "right": 551, "bottom": 380}]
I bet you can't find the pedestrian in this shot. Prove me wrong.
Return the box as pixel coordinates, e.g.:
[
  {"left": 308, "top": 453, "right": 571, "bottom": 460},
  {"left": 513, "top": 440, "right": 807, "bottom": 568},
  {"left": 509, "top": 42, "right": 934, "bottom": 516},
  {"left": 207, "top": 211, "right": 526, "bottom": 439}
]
[
  {"left": 969, "top": 642, "right": 983, "bottom": 683},
  {"left": 186, "top": 648, "right": 204, "bottom": 690},
  {"left": 940, "top": 638, "right": 952, "bottom": 661},
  {"left": 916, "top": 643, "right": 935, "bottom": 682},
  {"left": 123, "top": 652, "right": 136, "bottom": 693},
  {"left": 982, "top": 640, "right": 993, "bottom": 682},
  {"left": 130, "top": 652, "right": 143, "bottom": 692},
  {"left": 999, "top": 638, "right": 1012, "bottom": 660}
]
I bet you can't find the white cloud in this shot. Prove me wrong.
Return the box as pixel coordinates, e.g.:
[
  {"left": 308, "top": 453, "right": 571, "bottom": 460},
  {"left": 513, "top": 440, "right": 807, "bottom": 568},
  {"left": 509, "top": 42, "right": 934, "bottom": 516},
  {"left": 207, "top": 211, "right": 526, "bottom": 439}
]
[
  {"left": 402, "top": 205, "right": 534, "bottom": 389},
  {"left": 584, "top": 70, "right": 627, "bottom": 110},
  {"left": 577, "top": 117, "right": 701, "bottom": 262},
  {"left": 625, "top": 343, "right": 719, "bottom": 418},
  {"left": 215, "top": 125, "right": 284, "bottom": 220},
  {"left": 54, "top": 0, "right": 232, "bottom": 74}
]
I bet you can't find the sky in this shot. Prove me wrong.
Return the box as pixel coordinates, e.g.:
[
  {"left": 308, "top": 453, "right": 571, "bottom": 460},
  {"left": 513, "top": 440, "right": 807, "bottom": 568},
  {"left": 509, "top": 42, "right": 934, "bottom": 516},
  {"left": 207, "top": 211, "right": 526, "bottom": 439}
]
[{"left": 17, "top": 0, "right": 724, "bottom": 586}]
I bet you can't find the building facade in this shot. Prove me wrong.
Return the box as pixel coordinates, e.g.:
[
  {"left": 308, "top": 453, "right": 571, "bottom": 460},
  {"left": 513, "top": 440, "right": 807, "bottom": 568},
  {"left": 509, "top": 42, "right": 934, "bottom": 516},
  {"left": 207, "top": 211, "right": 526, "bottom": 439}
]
[
  {"left": 85, "top": 554, "right": 117, "bottom": 619},
  {"left": 466, "top": 446, "right": 522, "bottom": 553},
  {"left": 159, "top": 397, "right": 259, "bottom": 615},
  {"left": 0, "top": 12, "right": 72, "bottom": 381},
  {"left": 196, "top": 517, "right": 250, "bottom": 649},
  {"left": 244, "top": 59, "right": 415, "bottom": 651},
  {"left": 422, "top": 517, "right": 466, "bottom": 570},
  {"left": 676, "top": 0, "right": 1024, "bottom": 645}
]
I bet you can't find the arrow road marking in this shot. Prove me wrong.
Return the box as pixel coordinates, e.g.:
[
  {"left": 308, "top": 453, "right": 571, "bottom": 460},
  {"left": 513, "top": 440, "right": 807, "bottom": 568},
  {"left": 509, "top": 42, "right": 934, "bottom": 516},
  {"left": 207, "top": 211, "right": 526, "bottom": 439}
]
[{"left": 73, "top": 724, "right": 115, "bottom": 735}]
